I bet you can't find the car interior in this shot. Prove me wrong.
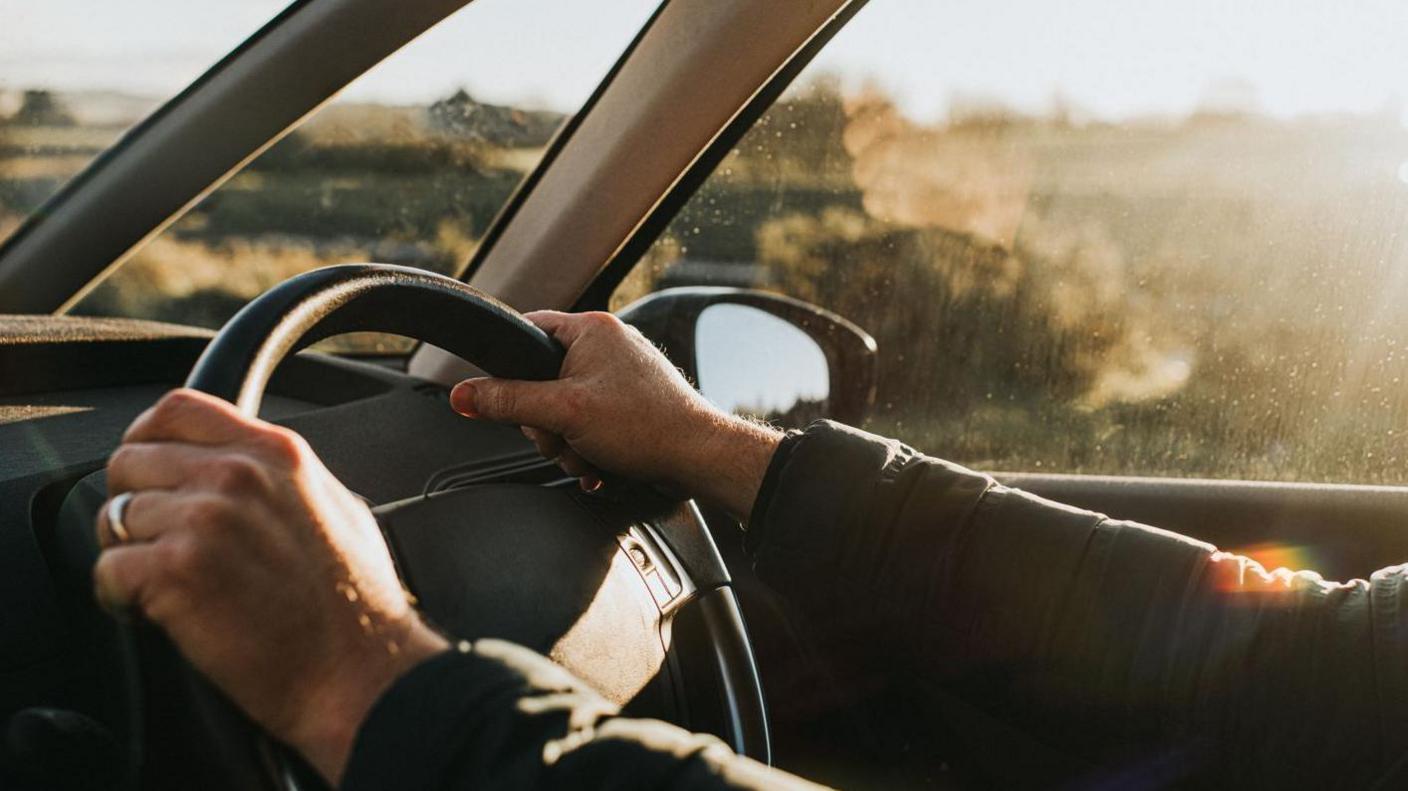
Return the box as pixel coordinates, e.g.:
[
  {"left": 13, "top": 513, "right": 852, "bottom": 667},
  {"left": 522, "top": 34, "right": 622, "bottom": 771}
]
[{"left": 6, "top": 0, "right": 1408, "bottom": 788}]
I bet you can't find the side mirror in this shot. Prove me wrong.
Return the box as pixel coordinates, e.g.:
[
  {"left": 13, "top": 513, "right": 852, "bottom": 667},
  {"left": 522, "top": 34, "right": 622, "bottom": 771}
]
[{"left": 617, "top": 287, "right": 877, "bottom": 428}]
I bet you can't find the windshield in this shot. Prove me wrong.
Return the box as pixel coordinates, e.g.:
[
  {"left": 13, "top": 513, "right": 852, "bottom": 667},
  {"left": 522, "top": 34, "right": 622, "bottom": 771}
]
[
  {"left": 2, "top": 0, "right": 659, "bottom": 350},
  {"left": 620, "top": 0, "right": 1408, "bottom": 485},
  {"left": 0, "top": 1, "right": 289, "bottom": 244}
]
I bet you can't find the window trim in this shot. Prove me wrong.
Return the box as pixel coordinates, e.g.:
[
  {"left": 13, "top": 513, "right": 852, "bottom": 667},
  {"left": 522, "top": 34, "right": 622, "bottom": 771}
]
[
  {"left": 451, "top": 1, "right": 672, "bottom": 288},
  {"left": 572, "top": 0, "right": 872, "bottom": 310}
]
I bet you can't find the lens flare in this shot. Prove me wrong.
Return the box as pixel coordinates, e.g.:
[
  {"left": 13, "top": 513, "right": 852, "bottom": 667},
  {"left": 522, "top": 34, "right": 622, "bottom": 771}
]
[{"left": 1213, "top": 542, "right": 1325, "bottom": 594}]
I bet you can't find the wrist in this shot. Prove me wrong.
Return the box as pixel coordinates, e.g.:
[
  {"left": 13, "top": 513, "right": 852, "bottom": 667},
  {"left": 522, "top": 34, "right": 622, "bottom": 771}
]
[
  {"left": 291, "top": 619, "right": 449, "bottom": 784},
  {"left": 678, "top": 411, "right": 783, "bottom": 519}
]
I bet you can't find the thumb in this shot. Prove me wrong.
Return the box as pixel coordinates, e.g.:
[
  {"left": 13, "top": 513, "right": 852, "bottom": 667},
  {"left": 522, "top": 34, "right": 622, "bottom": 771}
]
[{"left": 450, "top": 378, "right": 566, "bottom": 432}]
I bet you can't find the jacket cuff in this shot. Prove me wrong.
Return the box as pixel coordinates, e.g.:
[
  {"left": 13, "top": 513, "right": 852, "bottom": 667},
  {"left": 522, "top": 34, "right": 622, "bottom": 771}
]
[
  {"left": 743, "top": 427, "right": 805, "bottom": 550},
  {"left": 341, "top": 641, "right": 528, "bottom": 791}
]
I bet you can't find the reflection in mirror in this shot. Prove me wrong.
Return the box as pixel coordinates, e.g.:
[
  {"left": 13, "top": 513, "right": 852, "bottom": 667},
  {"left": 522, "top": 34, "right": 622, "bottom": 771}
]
[{"left": 695, "top": 304, "right": 829, "bottom": 427}]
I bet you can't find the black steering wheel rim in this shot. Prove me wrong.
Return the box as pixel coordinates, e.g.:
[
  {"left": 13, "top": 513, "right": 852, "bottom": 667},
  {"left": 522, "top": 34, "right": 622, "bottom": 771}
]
[
  {"left": 185, "top": 264, "right": 564, "bottom": 413},
  {"left": 122, "top": 263, "right": 768, "bottom": 787}
]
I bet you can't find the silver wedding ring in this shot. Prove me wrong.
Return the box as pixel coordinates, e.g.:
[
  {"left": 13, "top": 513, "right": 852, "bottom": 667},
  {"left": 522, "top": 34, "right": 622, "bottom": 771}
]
[{"left": 107, "top": 491, "right": 135, "bottom": 544}]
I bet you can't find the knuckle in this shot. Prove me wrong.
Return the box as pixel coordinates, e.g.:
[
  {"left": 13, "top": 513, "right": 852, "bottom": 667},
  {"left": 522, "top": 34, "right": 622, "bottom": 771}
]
[
  {"left": 583, "top": 312, "right": 622, "bottom": 332},
  {"left": 155, "top": 390, "right": 200, "bottom": 420},
  {"left": 107, "top": 443, "right": 138, "bottom": 472},
  {"left": 130, "top": 390, "right": 200, "bottom": 439},
  {"left": 184, "top": 495, "right": 233, "bottom": 530},
  {"left": 257, "top": 426, "right": 308, "bottom": 467},
  {"left": 156, "top": 535, "right": 207, "bottom": 585},
  {"left": 204, "top": 454, "right": 267, "bottom": 494}
]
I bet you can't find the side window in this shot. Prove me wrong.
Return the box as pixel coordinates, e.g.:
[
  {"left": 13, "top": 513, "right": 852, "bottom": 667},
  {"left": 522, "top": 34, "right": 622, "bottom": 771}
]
[
  {"left": 616, "top": 1, "right": 1408, "bottom": 484},
  {"left": 49, "top": 0, "right": 658, "bottom": 353}
]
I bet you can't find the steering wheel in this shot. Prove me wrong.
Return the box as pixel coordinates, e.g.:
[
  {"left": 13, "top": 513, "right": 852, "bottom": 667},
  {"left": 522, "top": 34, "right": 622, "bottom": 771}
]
[{"left": 90, "top": 264, "right": 769, "bottom": 788}]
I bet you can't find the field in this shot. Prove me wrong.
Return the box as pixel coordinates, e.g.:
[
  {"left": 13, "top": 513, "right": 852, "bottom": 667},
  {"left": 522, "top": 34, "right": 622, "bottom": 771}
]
[
  {"left": 6, "top": 83, "right": 1408, "bottom": 483},
  {"left": 0, "top": 90, "right": 552, "bottom": 351}
]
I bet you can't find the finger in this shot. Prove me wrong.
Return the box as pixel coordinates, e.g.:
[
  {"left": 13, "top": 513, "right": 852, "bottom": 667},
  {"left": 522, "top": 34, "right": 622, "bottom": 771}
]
[
  {"left": 450, "top": 378, "right": 571, "bottom": 433},
  {"left": 97, "top": 490, "right": 203, "bottom": 548},
  {"left": 553, "top": 448, "right": 596, "bottom": 479},
  {"left": 524, "top": 310, "right": 623, "bottom": 348},
  {"left": 521, "top": 310, "right": 581, "bottom": 344},
  {"left": 107, "top": 442, "right": 228, "bottom": 495},
  {"left": 520, "top": 428, "right": 598, "bottom": 490},
  {"left": 93, "top": 544, "right": 157, "bottom": 613},
  {"left": 521, "top": 426, "right": 567, "bottom": 460},
  {"left": 123, "top": 388, "right": 258, "bottom": 446}
]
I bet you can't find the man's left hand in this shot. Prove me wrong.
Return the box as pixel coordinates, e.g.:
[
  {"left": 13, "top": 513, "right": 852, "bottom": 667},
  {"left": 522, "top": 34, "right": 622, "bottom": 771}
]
[{"left": 94, "top": 389, "right": 447, "bottom": 783}]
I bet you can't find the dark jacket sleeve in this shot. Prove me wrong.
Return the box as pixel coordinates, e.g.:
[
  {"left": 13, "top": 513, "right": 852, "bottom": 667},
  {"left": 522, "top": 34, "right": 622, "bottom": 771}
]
[
  {"left": 342, "top": 638, "right": 825, "bottom": 791},
  {"left": 745, "top": 420, "right": 1408, "bottom": 788}
]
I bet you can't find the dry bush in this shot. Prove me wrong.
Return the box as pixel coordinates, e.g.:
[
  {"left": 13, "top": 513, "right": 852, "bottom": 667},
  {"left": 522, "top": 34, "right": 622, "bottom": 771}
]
[{"left": 78, "top": 234, "right": 373, "bottom": 328}]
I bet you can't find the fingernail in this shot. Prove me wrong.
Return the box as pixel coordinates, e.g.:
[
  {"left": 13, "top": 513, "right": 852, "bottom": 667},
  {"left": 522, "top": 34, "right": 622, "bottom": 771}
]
[
  {"left": 580, "top": 475, "right": 603, "bottom": 493},
  {"left": 449, "top": 382, "right": 478, "bottom": 417}
]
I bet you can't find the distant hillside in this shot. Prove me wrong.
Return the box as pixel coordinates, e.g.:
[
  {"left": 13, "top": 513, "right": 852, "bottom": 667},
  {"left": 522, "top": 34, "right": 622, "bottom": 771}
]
[
  {"left": 2, "top": 87, "right": 565, "bottom": 150},
  {"left": 428, "top": 89, "right": 562, "bottom": 147},
  {"left": 0, "top": 89, "right": 161, "bottom": 128},
  {"left": 6, "top": 91, "right": 75, "bottom": 127}
]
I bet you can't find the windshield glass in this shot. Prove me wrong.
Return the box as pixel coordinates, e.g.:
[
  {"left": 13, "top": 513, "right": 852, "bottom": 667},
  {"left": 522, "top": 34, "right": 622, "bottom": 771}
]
[
  {"left": 620, "top": 0, "right": 1408, "bottom": 485},
  {"left": 0, "top": 0, "right": 289, "bottom": 244},
  {"left": 3, "top": 0, "right": 659, "bottom": 350}
]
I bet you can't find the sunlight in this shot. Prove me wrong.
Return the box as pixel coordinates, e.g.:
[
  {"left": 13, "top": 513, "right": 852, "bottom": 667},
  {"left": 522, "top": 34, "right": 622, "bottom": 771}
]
[
  {"left": 0, "top": 404, "right": 91, "bottom": 425},
  {"left": 1213, "top": 543, "right": 1329, "bottom": 595},
  {"left": 1228, "top": 542, "right": 1318, "bottom": 575},
  {"left": 546, "top": 548, "right": 666, "bottom": 707}
]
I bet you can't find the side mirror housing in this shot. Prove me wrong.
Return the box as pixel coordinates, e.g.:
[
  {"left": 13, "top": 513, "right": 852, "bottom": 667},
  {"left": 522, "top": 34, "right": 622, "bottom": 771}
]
[{"left": 617, "top": 287, "right": 877, "bottom": 428}]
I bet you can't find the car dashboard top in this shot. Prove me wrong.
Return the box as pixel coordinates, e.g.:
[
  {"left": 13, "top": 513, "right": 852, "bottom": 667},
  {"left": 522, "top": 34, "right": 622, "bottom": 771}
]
[{"left": 0, "top": 315, "right": 548, "bottom": 713}]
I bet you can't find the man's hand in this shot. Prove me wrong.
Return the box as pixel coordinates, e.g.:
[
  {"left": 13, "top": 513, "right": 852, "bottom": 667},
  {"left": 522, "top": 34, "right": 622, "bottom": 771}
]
[
  {"left": 94, "top": 389, "right": 447, "bottom": 784},
  {"left": 449, "top": 311, "right": 782, "bottom": 518}
]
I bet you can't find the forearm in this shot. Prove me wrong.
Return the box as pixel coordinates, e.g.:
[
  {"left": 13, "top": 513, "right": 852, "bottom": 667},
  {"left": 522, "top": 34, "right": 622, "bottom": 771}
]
[
  {"left": 743, "top": 420, "right": 1408, "bottom": 785},
  {"left": 949, "top": 498, "right": 1401, "bottom": 786},
  {"left": 343, "top": 639, "right": 823, "bottom": 790}
]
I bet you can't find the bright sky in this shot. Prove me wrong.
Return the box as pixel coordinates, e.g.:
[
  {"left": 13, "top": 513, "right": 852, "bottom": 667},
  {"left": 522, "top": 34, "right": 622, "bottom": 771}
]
[{"left": 4, "top": 0, "right": 1408, "bottom": 121}]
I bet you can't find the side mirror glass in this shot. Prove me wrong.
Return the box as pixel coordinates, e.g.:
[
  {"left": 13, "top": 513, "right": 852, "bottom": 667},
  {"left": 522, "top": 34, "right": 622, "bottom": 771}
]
[
  {"left": 695, "top": 304, "right": 830, "bottom": 424},
  {"left": 617, "top": 287, "right": 876, "bottom": 429}
]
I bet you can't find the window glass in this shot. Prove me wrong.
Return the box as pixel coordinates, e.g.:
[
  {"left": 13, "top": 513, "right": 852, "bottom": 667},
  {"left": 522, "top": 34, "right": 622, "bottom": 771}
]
[
  {"left": 616, "top": 0, "right": 1408, "bottom": 484},
  {"left": 0, "top": 0, "right": 288, "bottom": 246},
  {"left": 32, "top": 0, "right": 657, "bottom": 352}
]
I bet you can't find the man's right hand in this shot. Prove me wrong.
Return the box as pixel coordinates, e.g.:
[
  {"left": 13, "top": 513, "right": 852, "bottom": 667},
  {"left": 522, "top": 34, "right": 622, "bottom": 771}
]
[{"left": 449, "top": 310, "right": 782, "bottom": 519}]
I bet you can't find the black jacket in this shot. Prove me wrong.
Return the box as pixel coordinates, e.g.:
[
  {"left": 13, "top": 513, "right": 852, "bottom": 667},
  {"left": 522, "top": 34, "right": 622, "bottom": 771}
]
[{"left": 344, "top": 421, "right": 1408, "bottom": 789}]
